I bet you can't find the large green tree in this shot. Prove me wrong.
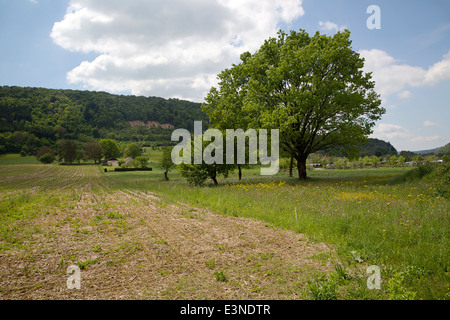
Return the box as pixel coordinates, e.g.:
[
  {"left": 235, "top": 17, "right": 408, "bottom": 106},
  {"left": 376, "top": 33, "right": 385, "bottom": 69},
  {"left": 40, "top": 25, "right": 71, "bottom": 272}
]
[{"left": 204, "top": 29, "right": 384, "bottom": 179}]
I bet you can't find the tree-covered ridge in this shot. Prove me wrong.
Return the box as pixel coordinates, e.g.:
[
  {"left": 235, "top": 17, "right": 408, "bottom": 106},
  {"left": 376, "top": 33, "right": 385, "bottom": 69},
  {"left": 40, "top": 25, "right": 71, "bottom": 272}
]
[
  {"left": 435, "top": 142, "right": 450, "bottom": 156},
  {"left": 317, "top": 138, "right": 398, "bottom": 158},
  {"left": 0, "top": 85, "right": 207, "bottom": 140}
]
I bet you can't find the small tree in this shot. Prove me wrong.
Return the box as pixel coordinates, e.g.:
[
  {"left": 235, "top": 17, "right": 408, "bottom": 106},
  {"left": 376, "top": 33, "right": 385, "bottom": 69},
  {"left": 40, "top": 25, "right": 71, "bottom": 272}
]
[
  {"left": 178, "top": 140, "right": 234, "bottom": 186},
  {"left": 413, "top": 154, "right": 423, "bottom": 165},
  {"left": 397, "top": 155, "right": 406, "bottom": 167},
  {"left": 159, "top": 146, "right": 176, "bottom": 181},
  {"left": 85, "top": 141, "right": 103, "bottom": 164},
  {"left": 58, "top": 140, "right": 77, "bottom": 163},
  {"left": 39, "top": 153, "right": 55, "bottom": 164},
  {"left": 389, "top": 155, "right": 398, "bottom": 167},
  {"left": 134, "top": 156, "right": 149, "bottom": 168},
  {"left": 36, "top": 146, "right": 55, "bottom": 161},
  {"left": 99, "top": 139, "right": 121, "bottom": 159},
  {"left": 124, "top": 143, "right": 142, "bottom": 158}
]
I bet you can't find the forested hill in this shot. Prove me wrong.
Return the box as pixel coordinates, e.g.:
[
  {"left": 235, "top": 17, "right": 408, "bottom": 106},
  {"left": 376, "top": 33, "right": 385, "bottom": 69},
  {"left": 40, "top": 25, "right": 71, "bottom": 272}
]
[
  {"left": 318, "top": 138, "right": 398, "bottom": 158},
  {"left": 0, "top": 85, "right": 399, "bottom": 158},
  {"left": 0, "top": 85, "right": 207, "bottom": 142}
]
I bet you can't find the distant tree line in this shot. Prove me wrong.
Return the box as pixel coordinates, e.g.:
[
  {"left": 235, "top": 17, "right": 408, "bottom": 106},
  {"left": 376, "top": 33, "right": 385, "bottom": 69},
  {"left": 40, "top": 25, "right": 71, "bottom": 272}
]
[
  {"left": 32, "top": 138, "right": 154, "bottom": 167},
  {"left": 0, "top": 85, "right": 208, "bottom": 156}
]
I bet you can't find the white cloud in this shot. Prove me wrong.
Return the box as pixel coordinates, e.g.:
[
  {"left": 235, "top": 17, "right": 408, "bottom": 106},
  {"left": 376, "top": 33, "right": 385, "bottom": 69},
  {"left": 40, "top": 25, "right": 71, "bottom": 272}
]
[
  {"left": 423, "top": 120, "right": 438, "bottom": 127},
  {"left": 424, "top": 51, "right": 450, "bottom": 85},
  {"left": 318, "top": 21, "right": 346, "bottom": 33},
  {"left": 397, "top": 90, "right": 412, "bottom": 99},
  {"left": 51, "top": 0, "right": 305, "bottom": 101},
  {"left": 372, "top": 123, "right": 446, "bottom": 151},
  {"left": 359, "top": 49, "right": 450, "bottom": 102}
]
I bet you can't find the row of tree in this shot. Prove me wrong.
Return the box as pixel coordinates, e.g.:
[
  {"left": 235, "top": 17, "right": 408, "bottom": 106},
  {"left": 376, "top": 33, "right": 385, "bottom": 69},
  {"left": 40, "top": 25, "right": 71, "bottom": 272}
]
[
  {"left": 303, "top": 154, "right": 448, "bottom": 170},
  {"left": 35, "top": 139, "right": 146, "bottom": 165}
]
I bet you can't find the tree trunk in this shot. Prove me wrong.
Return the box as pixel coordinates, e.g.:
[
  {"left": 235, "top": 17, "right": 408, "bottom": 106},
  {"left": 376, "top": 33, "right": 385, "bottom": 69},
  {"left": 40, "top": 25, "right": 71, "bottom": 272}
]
[
  {"left": 238, "top": 164, "right": 242, "bottom": 181},
  {"left": 211, "top": 170, "right": 218, "bottom": 185},
  {"left": 164, "top": 170, "right": 169, "bottom": 181},
  {"left": 297, "top": 157, "right": 307, "bottom": 180},
  {"left": 289, "top": 156, "right": 293, "bottom": 177}
]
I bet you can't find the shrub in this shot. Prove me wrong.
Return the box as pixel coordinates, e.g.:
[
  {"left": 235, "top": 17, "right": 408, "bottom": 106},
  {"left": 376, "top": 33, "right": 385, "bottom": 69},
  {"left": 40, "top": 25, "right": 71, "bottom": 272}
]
[
  {"left": 39, "top": 153, "right": 55, "bottom": 164},
  {"left": 134, "top": 156, "right": 149, "bottom": 168}
]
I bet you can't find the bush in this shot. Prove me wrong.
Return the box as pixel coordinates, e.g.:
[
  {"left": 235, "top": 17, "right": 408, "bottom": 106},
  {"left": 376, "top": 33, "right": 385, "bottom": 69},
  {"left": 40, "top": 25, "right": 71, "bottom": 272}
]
[
  {"left": 134, "top": 156, "right": 149, "bottom": 168},
  {"left": 39, "top": 153, "right": 55, "bottom": 164},
  {"left": 178, "top": 163, "right": 209, "bottom": 186},
  {"left": 124, "top": 143, "right": 142, "bottom": 158}
]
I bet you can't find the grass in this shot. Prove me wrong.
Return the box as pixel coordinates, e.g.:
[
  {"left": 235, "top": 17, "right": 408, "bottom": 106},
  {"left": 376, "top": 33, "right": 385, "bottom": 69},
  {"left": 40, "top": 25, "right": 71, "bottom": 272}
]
[
  {"left": 0, "top": 155, "right": 448, "bottom": 299},
  {"left": 0, "top": 154, "right": 40, "bottom": 165},
  {"left": 103, "top": 164, "right": 449, "bottom": 299}
]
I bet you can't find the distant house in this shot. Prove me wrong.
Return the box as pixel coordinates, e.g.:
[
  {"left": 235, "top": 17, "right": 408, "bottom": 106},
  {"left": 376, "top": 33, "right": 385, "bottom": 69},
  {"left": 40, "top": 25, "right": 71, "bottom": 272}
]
[
  {"left": 124, "top": 157, "right": 134, "bottom": 165},
  {"left": 101, "top": 158, "right": 119, "bottom": 167}
]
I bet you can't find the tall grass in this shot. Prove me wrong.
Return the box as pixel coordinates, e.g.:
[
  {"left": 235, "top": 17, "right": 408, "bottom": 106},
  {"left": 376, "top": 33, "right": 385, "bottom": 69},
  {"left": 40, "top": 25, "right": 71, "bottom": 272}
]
[{"left": 104, "top": 165, "right": 449, "bottom": 299}]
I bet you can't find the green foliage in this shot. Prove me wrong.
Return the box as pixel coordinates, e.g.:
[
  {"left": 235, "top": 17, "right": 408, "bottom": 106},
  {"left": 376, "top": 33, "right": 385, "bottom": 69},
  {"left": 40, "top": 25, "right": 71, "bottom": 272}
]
[
  {"left": 77, "top": 258, "right": 100, "bottom": 270},
  {"left": 214, "top": 270, "right": 228, "bottom": 282},
  {"left": 124, "top": 143, "right": 142, "bottom": 158},
  {"left": 39, "top": 153, "right": 55, "bottom": 164},
  {"left": 58, "top": 140, "right": 77, "bottom": 163},
  {"left": 306, "top": 273, "right": 338, "bottom": 300},
  {"left": 178, "top": 163, "right": 209, "bottom": 186},
  {"left": 99, "top": 139, "right": 121, "bottom": 159},
  {"left": 319, "top": 138, "right": 397, "bottom": 158},
  {"left": 435, "top": 142, "right": 450, "bottom": 156},
  {"left": 178, "top": 139, "right": 235, "bottom": 186},
  {"left": 205, "top": 258, "right": 216, "bottom": 270},
  {"left": 204, "top": 29, "right": 384, "bottom": 180},
  {"left": 134, "top": 156, "right": 149, "bottom": 168},
  {"left": 84, "top": 140, "right": 103, "bottom": 163},
  {"left": 159, "top": 146, "right": 176, "bottom": 180},
  {"left": 0, "top": 85, "right": 208, "bottom": 152},
  {"left": 387, "top": 272, "right": 416, "bottom": 300},
  {"left": 36, "top": 146, "right": 55, "bottom": 160}
]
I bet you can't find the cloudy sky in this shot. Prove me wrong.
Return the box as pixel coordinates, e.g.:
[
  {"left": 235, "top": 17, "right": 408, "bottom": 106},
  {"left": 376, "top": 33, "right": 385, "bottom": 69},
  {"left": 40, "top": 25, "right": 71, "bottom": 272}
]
[{"left": 0, "top": 0, "right": 449, "bottom": 151}]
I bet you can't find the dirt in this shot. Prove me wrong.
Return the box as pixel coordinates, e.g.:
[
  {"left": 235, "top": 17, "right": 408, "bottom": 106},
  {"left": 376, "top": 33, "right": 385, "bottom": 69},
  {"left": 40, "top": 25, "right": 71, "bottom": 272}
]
[{"left": 0, "top": 167, "right": 336, "bottom": 300}]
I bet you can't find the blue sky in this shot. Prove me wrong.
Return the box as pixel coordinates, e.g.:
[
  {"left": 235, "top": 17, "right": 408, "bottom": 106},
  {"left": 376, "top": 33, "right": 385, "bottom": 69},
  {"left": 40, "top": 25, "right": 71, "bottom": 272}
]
[{"left": 0, "top": 0, "right": 449, "bottom": 151}]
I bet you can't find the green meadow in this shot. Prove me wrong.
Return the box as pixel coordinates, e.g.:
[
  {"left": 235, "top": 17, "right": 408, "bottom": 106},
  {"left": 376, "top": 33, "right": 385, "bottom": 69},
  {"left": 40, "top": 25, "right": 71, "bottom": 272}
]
[
  {"left": 0, "top": 152, "right": 448, "bottom": 299},
  {"left": 104, "top": 156, "right": 449, "bottom": 300}
]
